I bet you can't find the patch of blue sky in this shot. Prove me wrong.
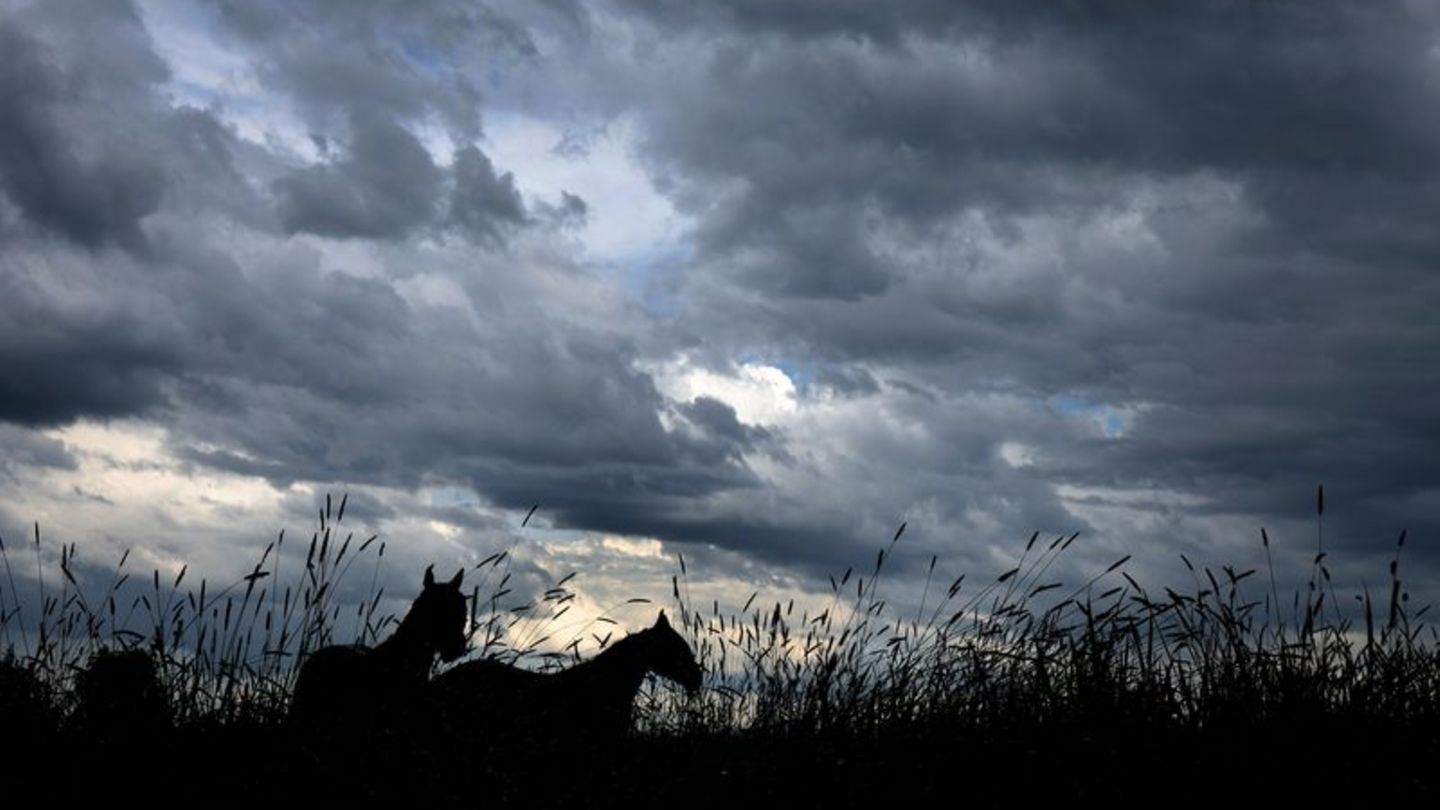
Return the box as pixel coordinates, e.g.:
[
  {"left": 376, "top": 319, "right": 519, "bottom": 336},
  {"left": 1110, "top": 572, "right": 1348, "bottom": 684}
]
[
  {"left": 615, "top": 243, "right": 691, "bottom": 320},
  {"left": 400, "top": 40, "right": 447, "bottom": 80},
  {"left": 428, "top": 485, "right": 483, "bottom": 509},
  {"left": 1050, "top": 394, "right": 1129, "bottom": 438},
  {"left": 737, "top": 353, "right": 816, "bottom": 389},
  {"left": 165, "top": 77, "right": 222, "bottom": 109}
]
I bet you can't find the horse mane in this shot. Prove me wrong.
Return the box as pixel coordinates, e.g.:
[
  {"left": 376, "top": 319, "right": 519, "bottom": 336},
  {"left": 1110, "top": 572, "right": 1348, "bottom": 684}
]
[
  {"left": 584, "top": 623, "right": 652, "bottom": 665},
  {"left": 429, "top": 610, "right": 700, "bottom": 746},
  {"left": 291, "top": 565, "right": 467, "bottom": 729}
]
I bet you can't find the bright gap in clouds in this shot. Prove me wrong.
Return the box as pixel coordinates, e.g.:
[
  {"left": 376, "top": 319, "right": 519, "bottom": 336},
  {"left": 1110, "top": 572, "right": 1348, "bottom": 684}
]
[
  {"left": 485, "top": 112, "right": 691, "bottom": 309},
  {"left": 1050, "top": 395, "right": 1139, "bottom": 439},
  {"left": 139, "top": 0, "right": 323, "bottom": 160},
  {"left": 16, "top": 422, "right": 287, "bottom": 577},
  {"left": 649, "top": 357, "right": 800, "bottom": 427},
  {"left": 4, "top": 421, "right": 712, "bottom": 647}
]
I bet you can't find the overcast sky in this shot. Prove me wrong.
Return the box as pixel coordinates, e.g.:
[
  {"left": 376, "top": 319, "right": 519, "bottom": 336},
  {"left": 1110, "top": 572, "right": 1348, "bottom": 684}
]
[{"left": 2, "top": 1, "right": 1437, "bottom": 642}]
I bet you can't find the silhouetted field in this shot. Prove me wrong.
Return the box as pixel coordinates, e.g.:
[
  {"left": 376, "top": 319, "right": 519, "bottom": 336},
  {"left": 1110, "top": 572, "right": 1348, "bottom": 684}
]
[{"left": 2, "top": 494, "right": 1437, "bottom": 805}]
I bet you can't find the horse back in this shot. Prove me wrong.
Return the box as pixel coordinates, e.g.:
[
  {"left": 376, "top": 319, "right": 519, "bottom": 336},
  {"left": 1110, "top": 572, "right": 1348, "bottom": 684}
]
[
  {"left": 433, "top": 660, "right": 545, "bottom": 707},
  {"left": 430, "top": 659, "right": 554, "bottom": 738},
  {"left": 430, "top": 658, "right": 636, "bottom": 744}
]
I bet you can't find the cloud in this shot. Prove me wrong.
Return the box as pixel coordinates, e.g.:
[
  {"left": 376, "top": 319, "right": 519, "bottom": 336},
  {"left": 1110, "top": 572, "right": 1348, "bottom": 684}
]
[
  {"left": 0, "top": 244, "right": 188, "bottom": 426},
  {"left": 606, "top": 4, "right": 1440, "bottom": 517},
  {"left": 275, "top": 112, "right": 443, "bottom": 239},
  {"left": 0, "top": 14, "right": 165, "bottom": 249},
  {"left": 1, "top": 0, "right": 1438, "bottom": 619},
  {"left": 201, "top": 0, "right": 508, "bottom": 136},
  {"left": 0, "top": 424, "right": 77, "bottom": 477},
  {"left": 678, "top": 396, "right": 768, "bottom": 454},
  {"left": 449, "top": 144, "right": 526, "bottom": 244}
]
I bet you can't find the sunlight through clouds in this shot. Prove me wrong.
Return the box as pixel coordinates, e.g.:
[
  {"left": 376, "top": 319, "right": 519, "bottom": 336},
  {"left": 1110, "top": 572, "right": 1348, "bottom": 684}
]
[{"left": 649, "top": 356, "right": 799, "bottom": 427}]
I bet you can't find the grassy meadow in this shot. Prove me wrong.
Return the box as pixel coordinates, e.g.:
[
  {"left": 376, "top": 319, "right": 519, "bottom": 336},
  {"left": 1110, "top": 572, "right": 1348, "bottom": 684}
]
[{"left": 1, "top": 493, "right": 1437, "bottom": 805}]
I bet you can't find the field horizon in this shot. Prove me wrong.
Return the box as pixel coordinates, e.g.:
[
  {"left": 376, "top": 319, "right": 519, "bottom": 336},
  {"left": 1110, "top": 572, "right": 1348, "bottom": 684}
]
[{"left": 2, "top": 491, "right": 1436, "bottom": 805}]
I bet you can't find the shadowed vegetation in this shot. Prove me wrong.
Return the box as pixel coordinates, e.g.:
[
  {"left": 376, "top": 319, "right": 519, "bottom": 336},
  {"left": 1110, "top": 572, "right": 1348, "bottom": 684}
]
[{"left": 0, "top": 492, "right": 1436, "bottom": 804}]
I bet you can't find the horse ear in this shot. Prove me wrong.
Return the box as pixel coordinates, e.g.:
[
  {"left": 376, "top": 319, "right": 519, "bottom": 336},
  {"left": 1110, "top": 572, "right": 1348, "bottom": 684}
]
[
  {"left": 424, "top": 565, "right": 436, "bottom": 588},
  {"left": 655, "top": 610, "right": 669, "bottom": 629},
  {"left": 449, "top": 569, "right": 464, "bottom": 588}
]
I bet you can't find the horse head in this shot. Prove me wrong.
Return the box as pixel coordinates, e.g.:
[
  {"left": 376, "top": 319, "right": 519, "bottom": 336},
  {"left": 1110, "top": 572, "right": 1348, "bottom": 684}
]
[
  {"left": 413, "top": 564, "right": 469, "bottom": 662},
  {"left": 641, "top": 611, "right": 702, "bottom": 694}
]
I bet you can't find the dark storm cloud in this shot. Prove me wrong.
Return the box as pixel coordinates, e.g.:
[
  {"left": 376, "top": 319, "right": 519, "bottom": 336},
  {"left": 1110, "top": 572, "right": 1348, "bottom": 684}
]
[
  {"left": 449, "top": 144, "right": 526, "bottom": 244},
  {"left": 615, "top": 0, "right": 972, "bottom": 44},
  {"left": 160, "top": 301, "right": 762, "bottom": 496},
  {"left": 0, "top": 16, "right": 164, "bottom": 249},
  {"left": 274, "top": 117, "right": 525, "bottom": 242},
  {"left": 202, "top": 0, "right": 548, "bottom": 135},
  {"left": 0, "top": 1, "right": 269, "bottom": 252},
  {"left": 811, "top": 366, "right": 879, "bottom": 397},
  {"left": 275, "top": 112, "right": 443, "bottom": 238},
  {"left": 0, "top": 6, "right": 791, "bottom": 603},
  {"left": 0, "top": 245, "right": 188, "bottom": 426},
  {"left": 621, "top": 1, "right": 1440, "bottom": 293},
  {"left": 588, "top": 1, "right": 1440, "bottom": 577},
  {"left": 0, "top": 326, "right": 180, "bottom": 427},
  {"left": 678, "top": 396, "right": 769, "bottom": 454},
  {"left": 3, "top": 0, "right": 1437, "bottom": 601},
  {"left": 0, "top": 425, "right": 76, "bottom": 476},
  {"left": 0, "top": 0, "right": 525, "bottom": 427}
]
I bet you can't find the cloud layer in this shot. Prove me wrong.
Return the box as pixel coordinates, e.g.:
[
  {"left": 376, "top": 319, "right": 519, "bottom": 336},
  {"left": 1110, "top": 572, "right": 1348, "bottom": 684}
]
[{"left": 2, "top": 0, "right": 1437, "bottom": 625}]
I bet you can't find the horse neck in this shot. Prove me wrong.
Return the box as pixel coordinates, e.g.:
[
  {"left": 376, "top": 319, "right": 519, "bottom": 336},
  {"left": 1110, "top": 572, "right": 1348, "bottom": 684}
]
[
  {"left": 370, "top": 612, "right": 438, "bottom": 678},
  {"left": 564, "top": 632, "right": 651, "bottom": 697}
]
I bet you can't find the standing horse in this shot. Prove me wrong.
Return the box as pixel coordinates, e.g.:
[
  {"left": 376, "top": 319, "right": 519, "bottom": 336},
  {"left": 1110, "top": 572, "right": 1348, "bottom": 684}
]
[
  {"left": 430, "top": 611, "right": 701, "bottom": 745},
  {"left": 291, "top": 565, "right": 468, "bottom": 732}
]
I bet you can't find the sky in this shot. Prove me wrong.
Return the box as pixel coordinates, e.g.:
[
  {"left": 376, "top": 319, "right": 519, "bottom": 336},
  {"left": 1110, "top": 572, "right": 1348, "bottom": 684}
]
[{"left": 1, "top": 0, "right": 1438, "bottom": 646}]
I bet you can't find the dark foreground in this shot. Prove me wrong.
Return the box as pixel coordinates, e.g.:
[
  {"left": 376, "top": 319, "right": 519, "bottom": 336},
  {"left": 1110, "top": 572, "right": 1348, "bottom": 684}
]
[
  {"left": 2, "top": 708, "right": 1435, "bottom": 807},
  {"left": 4, "top": 511, "right": 1437, "bottom": 805}
]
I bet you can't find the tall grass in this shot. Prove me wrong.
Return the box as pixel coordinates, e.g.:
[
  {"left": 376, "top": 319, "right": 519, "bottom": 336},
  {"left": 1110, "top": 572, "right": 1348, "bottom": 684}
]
[
  {"left": 1, "top": 490, "right": 1437, "bottom": 802},
  {"left": 0, "top": 495, "right": 390, "bottom": 724},
  {"left": 0, "top": 495, "right": 654, "bottom": 726},
  {"left": 644, "top": 517, "right": 1438, "bottom": 742}
]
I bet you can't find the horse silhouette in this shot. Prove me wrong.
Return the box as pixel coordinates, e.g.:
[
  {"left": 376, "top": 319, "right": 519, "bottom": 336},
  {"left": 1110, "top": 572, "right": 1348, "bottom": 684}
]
[
  {"left": 291, "top": 564, "right": 467, "bottom": 732},
  {"left": 431, "top": 611, "right": 701, "bottom": 746}
]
